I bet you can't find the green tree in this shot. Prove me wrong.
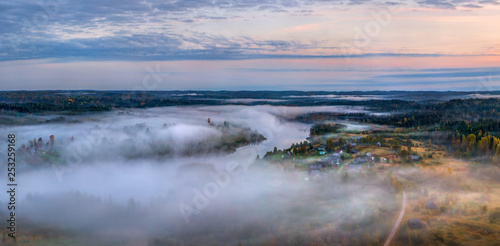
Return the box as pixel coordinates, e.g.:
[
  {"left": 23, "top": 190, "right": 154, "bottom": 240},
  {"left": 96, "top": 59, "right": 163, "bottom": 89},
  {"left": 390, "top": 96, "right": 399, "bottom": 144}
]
[
  {"left": 392, "top": 145, "right": 402, "bottom": 153},
  {"left": 407, "top": 137, "right": 412, "bottom": 152},
  {"left": 339, "top": 137, "right": 346, "bottom": 146},
  {"left": 326, "top": 138, "right": 333, "bottom": 151}
]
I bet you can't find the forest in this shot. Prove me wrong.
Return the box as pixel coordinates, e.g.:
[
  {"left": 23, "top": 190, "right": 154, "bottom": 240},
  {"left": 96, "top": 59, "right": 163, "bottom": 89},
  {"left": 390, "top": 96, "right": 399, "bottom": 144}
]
[{"left": 1, "top": 91, "right": 499, "bottom": 117}]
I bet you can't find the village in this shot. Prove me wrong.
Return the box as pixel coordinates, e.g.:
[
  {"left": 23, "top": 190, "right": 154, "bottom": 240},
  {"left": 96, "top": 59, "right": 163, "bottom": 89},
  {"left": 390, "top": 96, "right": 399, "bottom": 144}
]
[
  {"left": 262, "top": 122, "right": 422, "bottom": 178},
  {"left": 261, "top": 122, "right": 500, "bottom": 245}
]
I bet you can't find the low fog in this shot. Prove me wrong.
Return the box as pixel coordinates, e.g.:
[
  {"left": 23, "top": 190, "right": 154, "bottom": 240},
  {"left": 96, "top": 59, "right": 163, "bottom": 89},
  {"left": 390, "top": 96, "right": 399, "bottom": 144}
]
[{"left": 0, "top": 105, "right": 395, "bottom": 245}]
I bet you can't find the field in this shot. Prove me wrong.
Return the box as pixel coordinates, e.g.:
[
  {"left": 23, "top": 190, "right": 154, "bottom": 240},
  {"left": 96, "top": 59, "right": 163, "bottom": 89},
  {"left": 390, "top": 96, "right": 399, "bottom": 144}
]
[
  {"left": 394, "top": 158, "right": 500, "bottom": 246},
  {"left": 264, "top": 126, "right": 500, "bottom": 246}
]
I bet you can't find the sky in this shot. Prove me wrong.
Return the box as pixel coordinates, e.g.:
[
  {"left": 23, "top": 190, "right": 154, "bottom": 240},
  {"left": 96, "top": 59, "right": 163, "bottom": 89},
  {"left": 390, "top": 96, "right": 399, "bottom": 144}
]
[{"left": 0, "top": 0, "right": 499, "bottom": 91}]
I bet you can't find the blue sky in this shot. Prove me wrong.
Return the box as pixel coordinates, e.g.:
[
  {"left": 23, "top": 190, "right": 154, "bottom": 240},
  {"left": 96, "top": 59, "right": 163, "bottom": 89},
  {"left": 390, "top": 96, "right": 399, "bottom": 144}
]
[{"left": 0, "top": 0, "right": 499, "bottom": 90}]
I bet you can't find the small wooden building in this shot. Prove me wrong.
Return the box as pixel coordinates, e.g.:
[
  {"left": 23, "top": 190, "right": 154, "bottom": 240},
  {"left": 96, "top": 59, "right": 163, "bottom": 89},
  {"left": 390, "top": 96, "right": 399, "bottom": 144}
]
[
  {"left": 426, "top": 199, "right": 437, "bottom": 210},
  {"left": 408, "top": 218, "right": 424, "bottom": 229}
]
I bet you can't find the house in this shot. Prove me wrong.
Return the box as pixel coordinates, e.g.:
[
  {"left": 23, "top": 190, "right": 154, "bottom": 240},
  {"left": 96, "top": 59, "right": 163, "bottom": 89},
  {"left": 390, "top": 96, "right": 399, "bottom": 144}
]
[
  {"left": 426, "top": 200, "right": 437, "bottom": 210},
  {"left": 408, "top": 219, "right": 424, "bottom": 229},
  {"left": 365, "top": 152, "right": 374, "bottom": 161},
  {"left": 284, "top": 151, "right": 292, "bottom": 159},
  {"left": 314, "top": 161, "right": 329, "bottom": 168},
  {"left": 308, "top": 164, "right": 322, "bottom": 176},
  {"left": 322, "top": 153, "right": 341, "bottom": 166},
  {"left": 331, "top": 152, "right": 341, "bottom": 157},
  {"left": 331, "top": 156, "right": 341, "bottom": 165},
  {"left": 376, "top": 142, "right": 381, "bottom": 147},
  {"left": 351, "top": 157, "right": 367, "bottom": 165},
  {"left": 318, "top": 144, "right": 326, "bottom": 151},
  {"left": 411, "top": 155, "right": 420, "bottom": 161},
  {"left": 319, "top": 150, "right": 326, "bottom": 155},
  {"left": 309, "top": 164, "right": 323, "bottom": 169},
  {"left": 351, "top": 149, "right": 359, "bottom": 155},
  {"left": 335, "top": 149, "right": 343, "bottom": 154}
]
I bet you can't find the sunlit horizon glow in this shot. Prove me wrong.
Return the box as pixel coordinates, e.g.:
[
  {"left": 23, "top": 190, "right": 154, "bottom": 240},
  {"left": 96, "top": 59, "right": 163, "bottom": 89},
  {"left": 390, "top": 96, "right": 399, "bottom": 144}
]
[{"left": 0, "top": 0, "right": 499, "bottom": 90}]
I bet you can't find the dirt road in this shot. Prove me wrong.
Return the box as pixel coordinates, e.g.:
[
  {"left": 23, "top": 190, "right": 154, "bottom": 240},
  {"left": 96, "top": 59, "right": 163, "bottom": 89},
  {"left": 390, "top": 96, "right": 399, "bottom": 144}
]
[{"left": 384, "top": 190, "right": 407, "bottom": 246}]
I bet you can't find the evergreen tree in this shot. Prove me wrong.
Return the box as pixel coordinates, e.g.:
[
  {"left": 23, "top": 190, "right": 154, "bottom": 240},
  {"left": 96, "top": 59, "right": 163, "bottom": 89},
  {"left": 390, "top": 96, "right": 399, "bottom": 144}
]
[{"left": 326, "top": 138, "right": 333, "bottom": 151}]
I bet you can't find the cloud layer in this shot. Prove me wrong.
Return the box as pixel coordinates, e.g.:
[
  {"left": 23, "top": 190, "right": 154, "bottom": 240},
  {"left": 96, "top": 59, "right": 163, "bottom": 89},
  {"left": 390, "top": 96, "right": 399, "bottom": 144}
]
[
  {"left": 0, "top": 0, "right": 499, "bottom": 62},
  {"left": 0, "top": 105, "right": 400, "bottom": 245}
]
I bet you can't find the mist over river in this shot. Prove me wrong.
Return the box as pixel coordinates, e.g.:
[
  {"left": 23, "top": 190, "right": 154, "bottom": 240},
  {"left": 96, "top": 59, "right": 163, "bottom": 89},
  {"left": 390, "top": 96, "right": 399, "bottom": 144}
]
[{"left": 0, "top": 105, "right": 393, "bottom": 246}]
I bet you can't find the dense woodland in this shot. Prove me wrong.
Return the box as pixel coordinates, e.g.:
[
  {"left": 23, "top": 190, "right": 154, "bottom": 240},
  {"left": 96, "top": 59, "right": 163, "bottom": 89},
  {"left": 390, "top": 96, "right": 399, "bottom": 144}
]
[
  {"left": 309, "top": 123, "right": 344, "bottom": 136},
  {"left": 297, "top": 99, "right": 500, "bottom": 126},
  {"left": 1, "top": 91, "right": 499, "bottom": 116},
  {"left": 295, "top": 97, "right": 500, "bottom": 165}
]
